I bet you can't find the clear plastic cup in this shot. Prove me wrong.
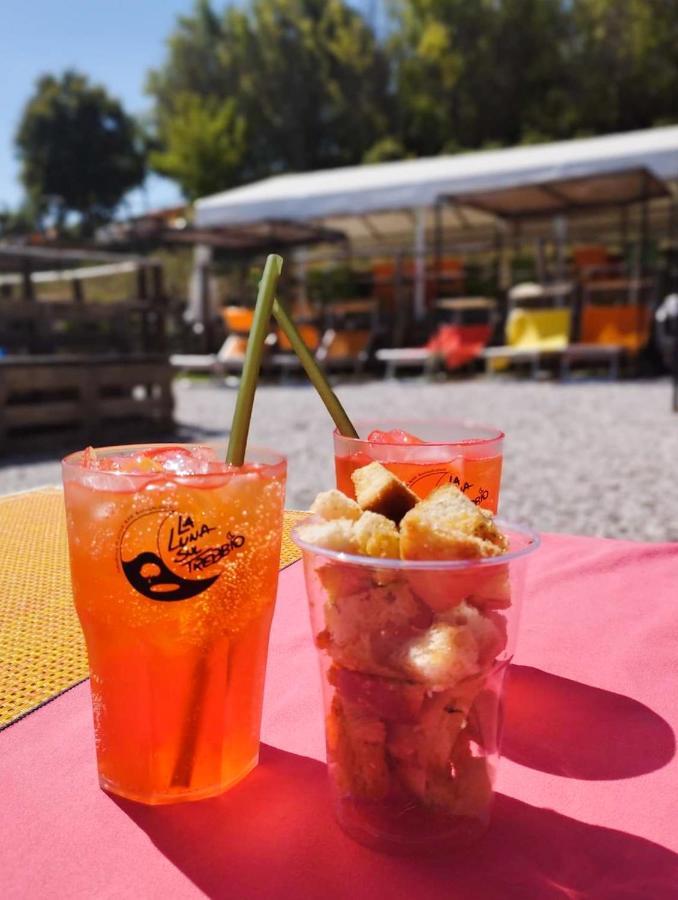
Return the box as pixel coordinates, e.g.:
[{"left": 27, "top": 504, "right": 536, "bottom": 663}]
[
  {"left": 294, "top": 522, "right": 539, "bottom": 853},
  {"left": 62, "top": 443, "right": 286, "bottom": 804},
  {"left": 333, "top": 418, "right": 504, "bottom": 513}
]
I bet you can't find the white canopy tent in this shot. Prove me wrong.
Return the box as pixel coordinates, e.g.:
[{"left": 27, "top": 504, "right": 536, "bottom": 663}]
[
  {"left": 195, "top": 126, "right": 678, "bottom": 318},
  {"left": 196, "top": 126, "right": 678, "bottom": 227}
]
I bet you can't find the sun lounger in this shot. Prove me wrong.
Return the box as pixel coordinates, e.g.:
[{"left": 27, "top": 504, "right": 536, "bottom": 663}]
[
  {"left": 376, "top": 322, "right": 491, "bottom": 379},
  {"left": 559, "top": 343, "right": 621, "bottom": 379},
  {"left": 267, "top": 323, "right": 322, "bottom": 380},
  {"left": 170, "top": 335, "right": 250, "bottom": 382},
  {"left": 483, "top": 308, "right": 571, "bottom": 376},
  {"left": 316, "top": 328, "right": 372, "bottom": 376},
  {"left": 579, "top": 303, "right": 651, "bottom": 355},
  {"left": 375, "top": 347, "right": 442, "bottom": 379}
]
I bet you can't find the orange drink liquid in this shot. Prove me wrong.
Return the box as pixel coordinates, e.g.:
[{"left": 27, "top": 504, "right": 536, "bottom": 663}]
[
  {"left": 334, "top": 420, "right": 504, "bottom": 513},
  {"left": 62, "top": 445, "right": 286, "bottom": 804}
]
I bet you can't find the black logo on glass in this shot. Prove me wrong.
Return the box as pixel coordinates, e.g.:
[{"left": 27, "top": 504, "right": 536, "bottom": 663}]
[
  {"left": 407, "top": 469, "right": 490, "bottom": 506},
  {"left": 119, "top": 510, "right": 245, "bottom": 602}
]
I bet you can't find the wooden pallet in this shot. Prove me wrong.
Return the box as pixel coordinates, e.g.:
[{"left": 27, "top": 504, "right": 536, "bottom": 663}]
[{"left": 0, "top": 355, "right": 174, "bottom": 454}]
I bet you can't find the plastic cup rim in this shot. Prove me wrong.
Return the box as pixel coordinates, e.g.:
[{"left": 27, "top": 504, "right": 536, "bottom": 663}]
[
  {"left": 332, "top": 417, "right": 505, "bottom": 448},
  {"left": 292, "top": 518, "right": 539, "bottom": 571},
  {"left": 61, "top": 443, "right": 286, "bottom": 480}
]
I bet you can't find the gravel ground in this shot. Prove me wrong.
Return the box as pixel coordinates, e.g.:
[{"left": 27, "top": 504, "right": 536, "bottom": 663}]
[{"left": 1, "top": 375, "right": 677, "bottom": 542}]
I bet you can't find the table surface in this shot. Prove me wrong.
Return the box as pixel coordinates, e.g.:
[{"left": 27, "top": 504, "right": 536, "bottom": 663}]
[
  {"left": 1, "top": 496, "right": 677, "bottom": 898},
  {"left": 0, "top": 489, "right": 307, "bottom": 730}
]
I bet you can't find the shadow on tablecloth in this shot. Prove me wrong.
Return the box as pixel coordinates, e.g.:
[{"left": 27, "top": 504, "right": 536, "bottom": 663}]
[
  {"left": 114, "top": 744, "right": 678, "bottom": 900},
  {"left": 503, "top": 665, "right": 675, "bottom": 779}
]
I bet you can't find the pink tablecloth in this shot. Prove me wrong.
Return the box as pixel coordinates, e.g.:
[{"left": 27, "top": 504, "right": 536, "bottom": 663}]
[{"left": 2, "top": 534, "right": 677, "bottom": 899}]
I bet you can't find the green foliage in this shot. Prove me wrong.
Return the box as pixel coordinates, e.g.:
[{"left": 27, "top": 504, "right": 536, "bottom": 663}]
[
  {"left": 391, "top": 0, "right": 678, "bottom": 153},
  {"left": 0, "top": 204, "right": 36, "bottom": 238},
  {"left": 148, "top": 0, "right": 678, "bottom": 202},
  {"left": 146, "top": 0, "right": 392, "bottom": 195},
  {"left": 363, "top": 136, "right": 408, "bottom": 163},
  {"left": 567, "top": 0, "right": 678, "bottom": 134},
  {"left": 390, "top": 0, "right": 573, "bottom": 154},
  {"left": 150, "top": 94, "right": 247, "bottom": 200},
  {"left": 15, "top": 70, "right": 146, "bottom": 232},
  {"left": 306, "top": 264, "right": 358, "bottom": 303}
]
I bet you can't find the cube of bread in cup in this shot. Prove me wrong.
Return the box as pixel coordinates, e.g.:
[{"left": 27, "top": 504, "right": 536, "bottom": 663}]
[
  {"left": 401, "top": 484, "right": 508, "bottom": 613},
  {"left": 326, "top": 695, "right": 390, "bottom": 799},
  {"left": 297, "top": 518, "right": 359, "bottom": 554},
  {"left": 353, "top": 510, "right": 400, "bottom": 558},
  {"left": 310, "top": 489, "right": 362, "bottom": 522},
  {"left": 424, "top": 732, "right": 493, "bottom": 817},
  {"left": 400, "top": 484, "right": 507, "bottom": 561},
  {"left": 351, "top": 462, "right": 417, "bottom": 524},
  {"left": 400, "top": 622, "right": 481, "bottom": 688},
  {"left": 322, "top": 580, "right": 432, "bottom": 678}
]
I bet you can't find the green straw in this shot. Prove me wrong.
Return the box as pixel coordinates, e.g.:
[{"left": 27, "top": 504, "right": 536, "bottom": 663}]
[
  {"left": 171, "top": 253, "right": 282, "bottom": 790},
  {"left": 273, "top": 298, "right": 358, "bottom": 438},
  {"left": 227, "top": 254, "right": 284, "bottom": 464}
]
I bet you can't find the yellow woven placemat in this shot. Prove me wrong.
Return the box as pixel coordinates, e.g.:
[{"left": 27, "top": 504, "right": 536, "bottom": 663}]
[{"left": 0, "top": 489, "right": 308, "bottom": 731}]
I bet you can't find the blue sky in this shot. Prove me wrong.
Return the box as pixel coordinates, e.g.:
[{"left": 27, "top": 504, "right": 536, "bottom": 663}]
[
  {"left": 1, "top": 0, "right": 198, "bottom": 214},
  {"left": 0, "top": 0, "right": 380, "bottom": 217}
]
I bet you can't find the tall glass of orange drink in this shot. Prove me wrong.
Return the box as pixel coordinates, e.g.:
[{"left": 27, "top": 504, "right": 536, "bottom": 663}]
[
  {"left": 62, "top": 443, "right": 286, "bottom": 805},
  {"left": 334, "top": 419, "right": 504, "bottom": 513}
]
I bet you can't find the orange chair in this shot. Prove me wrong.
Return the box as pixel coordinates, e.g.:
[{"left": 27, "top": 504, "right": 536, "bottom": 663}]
[
  {"left": 317, "top": 328, "right": 372, "bottom": 375},
  {"left": 371, "top": 260, "right": 410, "bottom": 305},
  {"left": 268, "top": 323, "right": 322, "bottom": 379},
  {"left": 572, "top": 245, "right": 609, "bottom": 270},
  {"left": 572, "top": 245, "right": 615, "bottom": 284},
  {"left": 579, "top": 304, "right": 651, "bottom": 355},
  {"left": 430, "top": 257, "right": 465, "bottom": 298},
  {"left": 222, "top": 306, "right": 254, "bottom": 334},
  {"left": 371, "top": 258, "right": 465, "bottom": 306},
  {"left": 276, "top": 324, "right": 321, "bottom": 353}
]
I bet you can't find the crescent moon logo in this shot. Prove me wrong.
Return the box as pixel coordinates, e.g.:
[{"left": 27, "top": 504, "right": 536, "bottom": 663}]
[
  {"left": 121, "top": 550, "right": 220, "bottom": 601},
  {"left": 118, "top": 508, "right": 245, "bottom": 602}
]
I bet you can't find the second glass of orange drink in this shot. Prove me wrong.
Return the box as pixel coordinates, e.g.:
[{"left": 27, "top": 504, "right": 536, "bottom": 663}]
[
  {"left": 62, "top": 443, "right": 286, "bottom": 804},
  {"left": 334, "top": 419, "right": 504, "bottom": 513}
]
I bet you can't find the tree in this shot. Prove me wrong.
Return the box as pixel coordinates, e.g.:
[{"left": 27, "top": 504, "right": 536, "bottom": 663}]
[
  {"left": 147, "top": 0, "right": 678, "bottom": 201},
  {"left": 150, "top": 94, "right": 247, "bottom": 200},
  {"left": 15, "top": 70, "right": 146, "bottom": 233},
  {"left": 0, "top": 204, "right": 37, "bottom": 239},
  {"left": 390, "top": 0, "right": 678, "bottom": 155},
  {"left": 146, "top": 0, "right": 392, "bottom": 196},
  {"left": 568, "top": 0, "right": 678, "bottom": 135},
  {"left": 390, "top": 0, "right": 571, "bottom": 156}
]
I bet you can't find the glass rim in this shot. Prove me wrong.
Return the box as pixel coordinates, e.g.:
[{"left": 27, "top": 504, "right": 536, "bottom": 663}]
[
  {"left": 332, "top": 417, "right": 505, "bottom": 448},
  {"left": 293, "top": 518, "right": 539, "bottom": 571},
  {"left": 61, "top": 443, "right": 287, "bottom": 479}
]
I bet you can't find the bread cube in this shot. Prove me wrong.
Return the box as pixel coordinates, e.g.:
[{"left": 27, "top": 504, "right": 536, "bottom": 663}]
[
  {"left": 353, "top": 510, "right": 400, "bottom": 558},
  {"left": 467, "top": 565, "right": 512, "bottom": 610},
  {"left": 326, "top": 695, "right": 390, "bottom": 799},
  {"left": 317, "top": 561, "right": 374, "bottom": 602},
  {"left": 324, "top": 581, "right": 430, "bottom": 677},
  {"left": 296, "top": 518, "right": 358, "bottom": 554},
  {"left": 400, "top": 484, "right": 507, "bottom": 561},
  {"left": 332, "top": 667, "right": 426, "bottom": 722},
  {"left": 424, "top": 732, "right": 493, "bottom": 817},
  {"left": 438, "top": 601, "right": 507, "bottom": 668},
  {"left": 310, "top": 489, "right": 362, "bottom": 522},
  {"left": 401, "top": 622, "right": 481, "bottom": 688},
  {"left": 388, "top": 687, "right": 468, "bottom": 803},
  {"left": 351, "top": 462, "right": 417, "bottom": 524}
]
